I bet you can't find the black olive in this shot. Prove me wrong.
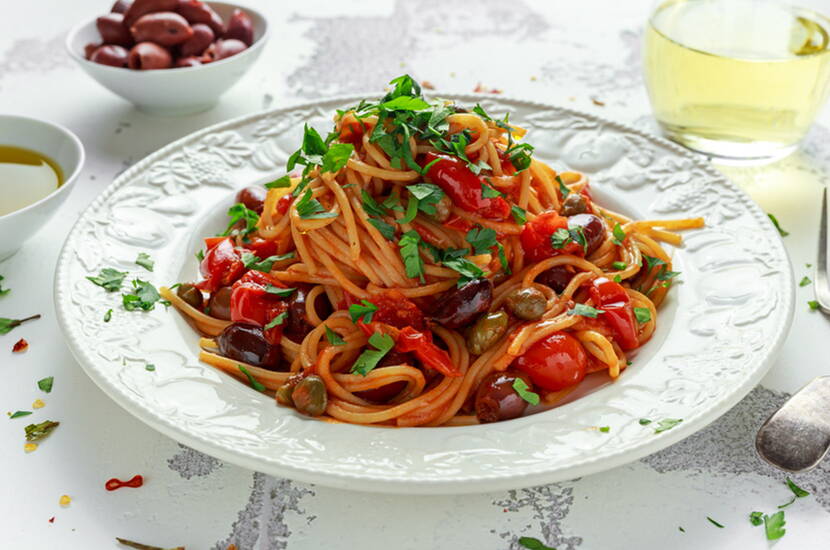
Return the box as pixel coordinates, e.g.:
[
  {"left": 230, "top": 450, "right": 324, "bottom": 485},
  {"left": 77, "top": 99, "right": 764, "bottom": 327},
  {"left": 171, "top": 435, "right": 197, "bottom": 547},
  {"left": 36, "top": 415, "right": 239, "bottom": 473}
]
[
  {"left": 234, "top": 186, "right": 267, "bottom": 214},
  {"left": 283, "top": 284, "right": 332, "bottom": 341},
  {"left": 208, "top": 286, "right": 233, "bottom": 320},
  {"left": 567, "top": 213, "right": 606, "bottom": 256},
  {"left": 535, "top": 265, "right": 575, "bottom": 294},
  {"left": 475, "top": 370, "right": 535, "bottom": 423},
  {"left": 430, "top": 278, "right": 493, "bottom": 329},
  {"left": 216, "top": 323, "right": 282, "bottom": 369}
]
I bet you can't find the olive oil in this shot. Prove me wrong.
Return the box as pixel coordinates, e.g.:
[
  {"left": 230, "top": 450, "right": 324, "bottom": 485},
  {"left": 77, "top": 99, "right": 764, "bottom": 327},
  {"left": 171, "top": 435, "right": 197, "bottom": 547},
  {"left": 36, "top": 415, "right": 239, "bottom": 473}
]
[
  {"left": 644, "top": 0, "right": 830, "bottom": 161},
  {"left": 0, "top": 145, "right": 63, "bottom": 216}
]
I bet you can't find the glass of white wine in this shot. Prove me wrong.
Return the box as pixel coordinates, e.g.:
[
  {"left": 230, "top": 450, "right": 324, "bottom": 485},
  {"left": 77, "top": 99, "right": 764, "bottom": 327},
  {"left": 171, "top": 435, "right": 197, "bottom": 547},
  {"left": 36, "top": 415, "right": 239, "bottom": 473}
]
[{"left": 643, "top": 0, "right": 830, "bottom": 163}]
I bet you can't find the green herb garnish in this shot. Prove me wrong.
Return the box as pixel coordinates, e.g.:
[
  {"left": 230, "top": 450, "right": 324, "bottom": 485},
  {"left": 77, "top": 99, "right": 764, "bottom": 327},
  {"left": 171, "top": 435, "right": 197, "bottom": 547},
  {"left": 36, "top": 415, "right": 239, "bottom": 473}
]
[
  {"left": 764, "top": 511, "right": 786, "bottom": 540},
  {"left": 348, "top": 300, "right": 378, "bottom": 323},
  {"left": 0, "top": 314, "right": 41, "bottom": 335},
  {"left": 517, "top": 537, "right": 555, "bottom": 550},
  {"left": 37, "top": 377, "right": 54, "bottom": 393},
  {"left": 511, "top": 205, "right": 527, "bottom": 225},
  {"left": 767, "top": 213, "right": 789, "bottom": 237},
  {"left": 512, "top": 378, "right": 540, "bottom": 405},
  {"left": 598, "top": 426, "right": 610, "bottom": 433},
  {"left": 612, "top": 223, "right": 626, "bottom": 246},
  {"left": 398, "top": 230, "right": 425, "bottom": 282},
  {"left": 654, "top": 418, "right": 683, "bottom": 433},
  {"left": 749, "top": 511, "right": 764, "bottom": 526},
  {"left": 351, "top": 332, "right": 395, "bottom": 376},
  {"left": 238, "top": 365, "right": 266, "bottom": 392},
  {"left": 135, "top": 252, "right": 154, "bottom": 272},
  {"left": 87, "top": 268, "right": 127, "bottom": 292},
  {"left": 9, "top": 411, "right": 31, "bottom": 419},
  {"left": 145, "top": 364, "right": 155, "bottom": 372},
  {"left": 634, "top": 307, "right": 652, "bottom": 323},
  {"left": 325, "top": 325, "right": 345, "bottom": 346},
  {"left": 222, "top": 203, "right": 260, "bottom": 237},
  {"left": 808, "top": 300, "right": 820, "bottom": 311},
  {"left": 264, "top": 311, "right": 288, "bottom": 330},
  {"left": 103, "top": 309, "right": 113, "bottom": 322},
  {"left": 567, "top": 304, "right": 604, "bottom": 318},
  {"left": 265, "top": 175, "right": 292, "bottom": 189},
  {"left": 799, "top": 276, "right": 811, "bottom": 287},
  {"left": 707, "top": 517, "right": 725, "bottom": 528},
  {"left": 122, "top": 280, "right": 166, "bottom": 311},
  {"left": 295, "top": 188, "right": 337, "bottom": 220},
  {"left": 24, "top": 420, "right": 59, "bottom": 441},
  {"left": 612, "top": 261, "right": 627, "bottom": 270},
  {"left": 0, "top": 275, "right": 10, "bottom": 296},
  {"left": 241, "top": 251, "right": 294, "bottom": 273},
  {"left": 264, "top": 285, "right": 296, "bottom": 298}
]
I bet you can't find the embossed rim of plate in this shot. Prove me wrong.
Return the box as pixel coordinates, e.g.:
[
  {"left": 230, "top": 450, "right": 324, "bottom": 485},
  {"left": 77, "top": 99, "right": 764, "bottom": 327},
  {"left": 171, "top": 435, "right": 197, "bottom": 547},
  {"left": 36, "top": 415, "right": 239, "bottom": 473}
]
[{"left": 54, "top": 93, "right": 795, "bottom": 494}]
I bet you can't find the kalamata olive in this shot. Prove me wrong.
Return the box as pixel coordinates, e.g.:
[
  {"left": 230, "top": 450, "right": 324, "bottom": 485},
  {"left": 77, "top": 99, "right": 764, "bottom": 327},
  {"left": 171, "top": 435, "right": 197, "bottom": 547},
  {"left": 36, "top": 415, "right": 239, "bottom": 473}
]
[
  {"left": 90, "top": 45, "right": 130, "bottom": 67},
  {"left": 283, "top": 284, "right": 332, "bottom": 341},
  {"left": 217, "top": 323, "right": 281, "bottom": 369},
  {"left": 567, "top": 213, "right": 606, "bottom": 256},
  {"left": 474, "top": 370, "right": 534, "bottom": 423},
  {"left": 174, "top": 55, "right": 202, "bottom": 67},
  {"left": 561, "top": 192, "right": 588, "bottom": 216},
  {"left": 124, "top": 0, "right": 178, "bottom": 28},
  {"left": 505, "top": 287, "right": 547, "bottom": 321},
  {"left": 535, "top": 265, "right": 575, "bottom": 294},
  {"left": 431, "top": 278, "right": 493, "bottom": 329},
  {"left": 291, "top": 375, "right": 327, "bottom": 417},
  {"left": 224, "top": 8, "right": 254, "bottom": 46},
  {"left": 235, "top": 185, "right": 267, "bottom": 214},
  {"left": 84, "top": 42, "right": 101, "bottom": 59},
  {"left": 431, "top": 193, "right": 452, "bottom": 223},
  {"left": 128, "top": 42, "right": 172, "bottom": 69},
  {"left": 130, "top": 12, "right": 194, "bottom": 46},
  {"left": 208, "top": 286, "right": 232, "bottom": 320},
  {"left": 466, "top": 310, "right": 508, "bottom": 355},
  {"left": 178, "top": 22, "right": 214, "bottom": 57},
  {"left": 97, "top": 13, "right": 133, "bottom": 47},
  {"left": 176, "top": 283, "right": 203, "bottom": 309},
  {"left": 111, "top": 0, "right": 133, "bottom": 14},
  {"left": 177, "top": 0, "right": 226, "bottom": 35},
  {"left": 202, "top": 38, "right": 247, "bottom": 62}
]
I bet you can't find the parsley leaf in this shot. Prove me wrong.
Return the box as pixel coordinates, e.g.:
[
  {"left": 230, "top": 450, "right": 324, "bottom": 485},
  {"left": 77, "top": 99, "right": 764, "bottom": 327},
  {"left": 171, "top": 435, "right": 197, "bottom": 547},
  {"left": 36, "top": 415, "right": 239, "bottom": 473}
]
[
  {"left": 612, "top": 223, "right": 626, "bottom": 246},
  {"left": 379, "top": 95, "right": 430, "bottom": 111},
  {"left": 122, "top": 280, "right": 166, "bottom": 312},
  {"left": 442, "top": 256, "right": 485, "bottom": 286},
  {"left": 0, "top": 314, "right": 40, "bottom": 335},
  {"left": 295, "top": 188, "right": 337, "bottom": 220},
  {"left": 612, "top": 261, "right": 627, "bottom": 270},
  {"left": 24, "top": 420, "right": 59, "bottom": 441},
  {"left": 348, "top": 300, "right": 378, "bottom": 323},
  {"left": 512, "top": 378, "right": 540, "bottom": 405},
  {"left": 511, "top": 205, "right": 527, "bottom": 225},
  {"left": 407, "top": 183, "right": 445, "bottom": 216},
  {"left": 808, "top": 300, "right": 820, "bottom": 311},
  {"left": 550, "top": 228, "right": 572, "bottom": 249},
  {"left": 135, "top": 252, "right": 154, "bottom": 272},
  {"left": 707, "top": 517, "right": 725, "bottom": 528},
  {"left": 517, "top": 536, "right": 555, "bottom": 550},
  {"left": 767, "top": 213, "right": 789, "bottom": 237},
  {"left": 361, "top": 190, "right": 388, "bottom": 217},
  {"left": 785, "top": 477, "right": 810, "bottom": 498},
  {"left": 222, "top": 203, "right": 260, "bottom": 237},
  {"left": 265, "top": 175, "right": 291, "bottom": 189},
  {"left": 9, "top": 411, "right": 31, "bottom": 419},
  {"left": 634, "top": 307, "right": 652, "bottom": 323},
  {"left": 103, "top": 309, "right": 113, "bottom": 322},
  {"left": 37, "top": 377, "right": 54, "bottom": 393},
  {"left": 599, "top": 426, "right": 610, "bottom": 433},
  {"left": 401, "top": 194, "right": 419, "bottom": 224},
  {"left": 567, "top": 304, "right": 604, "bottom": 318},
  {"left": 145, "top": 364, "right": 155, "bottom": 372},
  {"left": 654, "top": 418, "right": 683, "bottom": 433},
  {"left": 264, "top": 285, "right": 296, "bottom": 298},
  {"left": 241, "top": 252, "right": 294, "bottom": 273},
  {"left": 556, "top": 175, "right": 570, "bottom": 198},
  {"left": 481, "top": 181, "right": 502, "bottom": 198},
  {"left": 264, "top": 311, "right": 288, "bottom": 329},
  {"left": 398, "top": 230, "right": 425, "bottom": 282},
  {"left": 321, "top": 143, "right": 354, "bottom": 173},
  {"left": 87, "top": 268, "right": 127, "bottom": 292},
  {"left": 368, "top": 217, "right": 396, "bottom": 240},
  {"left": 351, "top": 332, "right": 395, "bottom": 376},
  {"left": 466, "top": 227, "right": 499, "bottom": 255},
  {"left": 643, "top": 255, "right": 666, "bottom": 271},
  {"left": 325, "top": 325, "right": 345, "bottom": 346},
  {"left": 799, "top": 276, "right": 812, "bottom": 287},
  {"left": 749, "top": 511, "right": 764, "bottom": 526},
  {"left": 238, "top": 365, "right": 266, "bottom": 392},
  {"left": 639, "top": 418, "right": 652, "bottom": 425},
  {"left": 764, "top": 511, "right": 786, "bottom": 540}
]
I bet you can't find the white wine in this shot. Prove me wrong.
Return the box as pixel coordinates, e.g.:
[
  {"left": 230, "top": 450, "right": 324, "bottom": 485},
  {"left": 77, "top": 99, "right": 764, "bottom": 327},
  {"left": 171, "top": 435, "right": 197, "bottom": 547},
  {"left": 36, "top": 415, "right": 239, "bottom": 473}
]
[{"left": 644, "top": 0, "right": 830, "bottom": 161}]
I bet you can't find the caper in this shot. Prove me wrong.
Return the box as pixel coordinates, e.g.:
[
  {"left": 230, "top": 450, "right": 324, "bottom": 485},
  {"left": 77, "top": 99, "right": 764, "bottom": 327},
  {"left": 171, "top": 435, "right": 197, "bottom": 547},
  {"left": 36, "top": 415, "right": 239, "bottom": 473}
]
[
  {"left": 561, "top": 192, "right": 588, "bottom": 216},
  {"left": 291, "top": 375, "right": 328, "bottom": 417},
  {"left": 276, "top": 383, "right": 294, "bottom": 406},
  {"left": 505, "top": 287, "right": 547, "bottom": 321},
  {"left": 466, "top": 311, "right": 508, "bottom": 355},
  {"left": 176, "top": 283, "right": 204, "bottom": 310},
  {"left": 432, "top": 194, "right": 452, "bottom": 223}
]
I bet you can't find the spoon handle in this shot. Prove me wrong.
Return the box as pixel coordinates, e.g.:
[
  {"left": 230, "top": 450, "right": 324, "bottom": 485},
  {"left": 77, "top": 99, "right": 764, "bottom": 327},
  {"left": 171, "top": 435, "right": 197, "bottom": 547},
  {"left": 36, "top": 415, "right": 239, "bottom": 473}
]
[{"left": 756, "top": 376, "right": 830, "bottom": 472}]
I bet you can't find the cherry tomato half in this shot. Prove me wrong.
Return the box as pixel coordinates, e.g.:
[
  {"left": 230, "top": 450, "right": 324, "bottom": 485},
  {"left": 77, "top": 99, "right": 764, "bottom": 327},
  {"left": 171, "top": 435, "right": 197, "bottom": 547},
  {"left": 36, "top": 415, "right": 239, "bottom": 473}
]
[
  {"left": 520, "top": 211, "right": 584, "bottom": 263},
  {"left": 514, "top": 331, "right": 587, "bottom": 391},
  {"left": 588, "top": 277, "right": 638, "bottom": 350},
  {"left": 196, "top": 237, "right": 244, "bottom": 293}
]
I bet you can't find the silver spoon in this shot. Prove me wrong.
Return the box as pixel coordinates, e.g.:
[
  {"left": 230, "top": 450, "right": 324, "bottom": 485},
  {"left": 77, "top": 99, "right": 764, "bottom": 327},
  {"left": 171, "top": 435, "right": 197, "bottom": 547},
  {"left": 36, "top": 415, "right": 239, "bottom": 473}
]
[{"left": 756, "top": 376, "right": 830, "bottom": 472}]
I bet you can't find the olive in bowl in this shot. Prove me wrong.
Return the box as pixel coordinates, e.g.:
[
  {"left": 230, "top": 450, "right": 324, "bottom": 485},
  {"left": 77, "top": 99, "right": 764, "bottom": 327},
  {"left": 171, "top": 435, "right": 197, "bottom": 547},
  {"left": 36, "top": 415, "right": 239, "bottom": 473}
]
[{"left": 65, "top": 1, "right": 269, "bottom": 114}]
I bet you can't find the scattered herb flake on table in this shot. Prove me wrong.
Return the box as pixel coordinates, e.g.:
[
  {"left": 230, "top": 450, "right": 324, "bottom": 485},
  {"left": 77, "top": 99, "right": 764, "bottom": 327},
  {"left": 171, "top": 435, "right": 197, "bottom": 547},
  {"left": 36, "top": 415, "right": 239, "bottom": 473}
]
[
  {"left": 785, "top": 477, "right": 810, "bottom": 498},
  {"left": 598, "top": 426, "right": 610, "bottom": 433},
  {"left": 639, "top": 418, "right": 652, "bottom": 425},
  {"left": 9, "top": 410, "right": 32, "bottom": 419},
  {"left": 24, "top": 420, "right": 59, "bottom": 441},
  {"left": 0, "top": 314, "right": 40, "bottom": 335},
  {"left": 707, "top": 516, "right": 725, "bottom": 528},
  {"left": 517, "top": 536, "right": 556, "bottom": 550},
  {"left": 145, "top": 364, "right": 155, "bottom": 372},
  {"left": 37, "top": 376, "right": 54, "bottom": 393},
  {"left": 749, "top": 511, "right": 764, "bottom": 526},
  {"left": 764, "top": 510, "right": 786, "bottom": 540}
]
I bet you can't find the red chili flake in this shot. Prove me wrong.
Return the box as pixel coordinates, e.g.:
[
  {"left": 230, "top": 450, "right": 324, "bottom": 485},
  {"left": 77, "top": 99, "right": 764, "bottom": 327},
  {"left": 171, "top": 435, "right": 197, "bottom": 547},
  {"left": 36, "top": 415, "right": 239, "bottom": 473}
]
[
  {"left": 421, "top": 80, "right": 435, "bottom": 90},
  {"left": 12, "top": 338, "right": 28, "bottom": 353},
  {"left": 48, "top": 517, "right": 55, "bottom": 523},
  {"left": 105, "top": 474, "right": 144, "bottom": 491}
]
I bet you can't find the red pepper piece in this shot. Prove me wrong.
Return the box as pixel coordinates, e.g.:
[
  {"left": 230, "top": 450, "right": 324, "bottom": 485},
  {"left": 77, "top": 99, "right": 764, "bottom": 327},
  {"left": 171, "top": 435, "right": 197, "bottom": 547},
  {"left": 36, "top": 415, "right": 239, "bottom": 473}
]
[{"left": 105, "top": 474, "right": 144, "bottom": 491}]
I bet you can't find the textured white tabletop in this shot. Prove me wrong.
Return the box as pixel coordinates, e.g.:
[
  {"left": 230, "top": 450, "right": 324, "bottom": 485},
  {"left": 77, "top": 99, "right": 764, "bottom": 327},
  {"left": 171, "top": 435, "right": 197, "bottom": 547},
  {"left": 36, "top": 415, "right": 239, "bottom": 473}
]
[{"left": 2, "top": 1, "right": 830, "bottom": 548}]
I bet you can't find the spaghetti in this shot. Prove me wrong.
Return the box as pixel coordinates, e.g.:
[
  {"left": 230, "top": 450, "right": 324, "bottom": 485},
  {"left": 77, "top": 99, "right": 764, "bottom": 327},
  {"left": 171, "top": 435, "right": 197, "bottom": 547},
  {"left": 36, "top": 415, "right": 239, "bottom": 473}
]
[{"left": 162, "top": 76, "right": 703, "bottom": 427}]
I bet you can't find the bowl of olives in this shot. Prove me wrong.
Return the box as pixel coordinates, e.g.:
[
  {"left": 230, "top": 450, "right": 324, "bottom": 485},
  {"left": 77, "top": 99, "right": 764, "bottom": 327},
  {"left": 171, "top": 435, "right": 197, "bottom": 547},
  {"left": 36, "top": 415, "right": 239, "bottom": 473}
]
[{"left": 66, "top": 0, "right": 269, "bottom": 115}]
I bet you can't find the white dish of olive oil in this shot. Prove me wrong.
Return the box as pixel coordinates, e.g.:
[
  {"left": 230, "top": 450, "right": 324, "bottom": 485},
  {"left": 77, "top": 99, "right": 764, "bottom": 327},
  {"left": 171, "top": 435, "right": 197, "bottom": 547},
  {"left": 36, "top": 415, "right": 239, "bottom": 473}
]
[
  {"left": 0, "top": 115, "right": 84, "bottom": 261},
  {"left": 0, "top": 145, "right": 64, "bottom": 217},
  {"left": 644, "top": 0, "right": 830, "bottom": 161}
]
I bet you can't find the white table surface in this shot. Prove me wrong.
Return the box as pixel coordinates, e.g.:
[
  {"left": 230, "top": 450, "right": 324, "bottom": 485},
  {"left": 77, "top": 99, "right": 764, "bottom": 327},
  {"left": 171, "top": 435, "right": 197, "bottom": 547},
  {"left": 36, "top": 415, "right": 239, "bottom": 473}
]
[{"left": 2, "top": 1, "right": 830, "bottom": 548}]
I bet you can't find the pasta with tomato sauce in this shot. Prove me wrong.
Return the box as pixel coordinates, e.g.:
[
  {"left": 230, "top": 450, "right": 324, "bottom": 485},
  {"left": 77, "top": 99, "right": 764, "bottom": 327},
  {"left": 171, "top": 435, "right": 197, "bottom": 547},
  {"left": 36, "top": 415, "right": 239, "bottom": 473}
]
[{"left": 160, "top": 75, "right": 703, "bottom": 426}]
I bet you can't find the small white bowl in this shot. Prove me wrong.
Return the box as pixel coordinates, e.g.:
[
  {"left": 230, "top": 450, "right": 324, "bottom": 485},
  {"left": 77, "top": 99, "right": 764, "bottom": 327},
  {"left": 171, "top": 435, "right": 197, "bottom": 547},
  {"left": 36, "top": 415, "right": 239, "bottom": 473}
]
[
  {"left": 65, "top": 2, "right": 269, "bottom": 115},
  {"left": 0, "top": 115, "right": 85, "bottom": 262}
]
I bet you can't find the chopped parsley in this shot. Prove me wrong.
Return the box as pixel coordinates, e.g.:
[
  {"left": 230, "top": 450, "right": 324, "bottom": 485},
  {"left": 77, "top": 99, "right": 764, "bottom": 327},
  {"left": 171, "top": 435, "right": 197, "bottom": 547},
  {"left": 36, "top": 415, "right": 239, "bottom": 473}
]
[
  {"left": 398, "top": 231, "right": 425, "bottom": 282},
  {"left": 9, "top": 411, "right": 31, "bottom": 419},
  {"left": 264, "top": 285, "right": 296, "bottom": 298},
  {"left": 135, "top": 252, "right": 154, "bottom": 272},
  {"left": 348, "top": 300, "right": 378, "bottom": 323},
  {"left": 265, "top": 175, "right": 291, "bottom": 188},
  {"left": 362, "top": 190, "right": 388, "bottom": 217},
  {"left": 325, "top": 325, "right": 345, "bottom": 346},
  {"left": 785, "top": 477, "right": 810, "bottom": 498},
  {"left": 550, "top": 226, "right": 588, "bottom": 254},
  {"left": 466, "top": 226, "right": 499, "bottom": 255},
  {"left": 612, "top": 223, "right": 626, "bottom": 246},
  {"left": 767, "top": 213, "right": 789, "bottom": 237},
  {"left": 241, "top": 251, "right": 294, "bottom": 272},
  {"left": 87, "top": 268, "right": 127, "bottom": 292},
  {"left": 512, "top": 378, "right": 540, "bottom": 405},
  {"left": 556, "top": 175, "right": 570, "bottom": 198},
  {"left": 195, "top": 249, "right": 205, "bottom": 262},
  {"left": 145, "top": 364, "right": 155, "bottom": 372},
  {"left": 321, "top": 143, "right": 355, "bottom": 173},
  {"left": 295, "top": 188, "right": 337, "bottom": 220},
  {"left": 0, "top": 314, "right": 40, "bottom": 335},
  {"left": 24, "top": 420, "right": 59, "bottom": 441},
  {"left": 407, "top": 183, "right": 445, "bottom": 216},
  {"left": 643, "top": 255, "right": 666, "bottom": 271},
  {"left": 749, "top": 511, "right": 764, "bottom": 526},
  {"left": 264, "top": 311, "right": 288, "bottom": 330},
  {"left": 653, "top": 418, "right": 683, "bottom": 433},
  {"left": 567, "top": 304, "right": 604, "bottom": 318},
  {"left": 707, "top": 516, "right": 725, "bottom": 528},
  {"left": 103, "top": 308, "right": 113, "bottom": 322},
  {"left": 639, "top": 418, "right": 652, "bottom": 425},
  {"left": 808, "top": 300, "right": 820, "bottom": 311},
  {"left": 598, "top": 426, "right": 610, "bottom": 433},
  {"left": 511, "top": 205, "right": 527, "bottom": 225},
  {"left": 764, "top": 511, "right": 786, "bottom": 540},
  {"left": 0, "top": 275, "right": 10, "bottom": 296},
  {"left": 442, "top": 256, "right": 485, "bottom": 286},
  {"left": 612, "top": 261, "right": 627, "bottom": 270},
  {"left": 634, "top": 307, "right": 652, "bottom": 323},
  {"left": 222, "top": 203, "right": 260, "bottom": 237},
  {"left": 799, "top": 276, "right": 811, "bottom": 287},
  {"left": 351, "top": 332, "right": 395, "bottom": 376},
  {"left": 481, "top": 180, "right": 501, "bottom": 198},
  {"left": 238, "top": 365, "right": 266, "bottom": 391},
  {"left": 368, "top": 217, "right": 396, "bottom": 239},
  {"left": 613, "top": 275, "right": 622, "bottom": 283},
  {"left": 122, "top": 280, "right": 167, "bottom": 312},
  {"left": 37, "top": 377, "right": 54, "bottom": 393},
  {"left": 517, "top": 536, "right": 555, "bottom": 550}
]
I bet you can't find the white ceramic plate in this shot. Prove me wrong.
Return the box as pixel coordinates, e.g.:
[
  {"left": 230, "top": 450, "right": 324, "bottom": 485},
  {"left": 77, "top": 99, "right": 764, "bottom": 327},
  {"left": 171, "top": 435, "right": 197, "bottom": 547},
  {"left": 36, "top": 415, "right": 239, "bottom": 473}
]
[{"left": 54, "top": 94, "right": 794, "bottom": 494}]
